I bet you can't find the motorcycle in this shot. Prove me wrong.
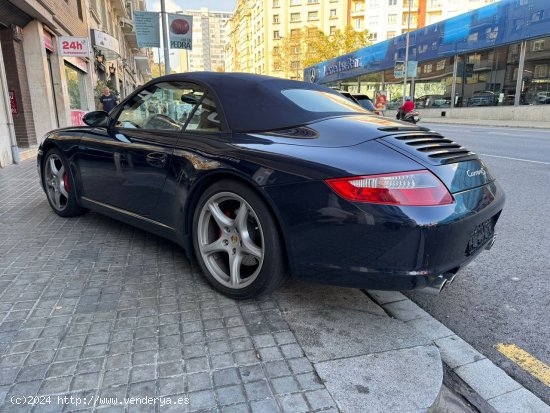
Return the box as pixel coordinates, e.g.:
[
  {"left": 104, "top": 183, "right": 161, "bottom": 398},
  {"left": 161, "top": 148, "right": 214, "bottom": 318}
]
[{"left": 396, "top": 109, "right": 421, "bottom": 124}]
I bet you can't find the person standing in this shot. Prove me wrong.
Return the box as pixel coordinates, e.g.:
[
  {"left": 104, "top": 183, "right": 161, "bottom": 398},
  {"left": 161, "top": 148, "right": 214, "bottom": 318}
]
[{"left": 99, "top": 87, "right": 118, "bottom": 112}]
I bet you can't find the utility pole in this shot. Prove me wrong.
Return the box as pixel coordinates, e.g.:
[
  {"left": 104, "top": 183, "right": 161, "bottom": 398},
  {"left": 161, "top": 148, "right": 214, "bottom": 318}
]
[
  {"left": 403, "top": 0, "right": 411, "bottom": 103},
  {"left": 161, "top": 0, "right": 171, "bottom": 75}
]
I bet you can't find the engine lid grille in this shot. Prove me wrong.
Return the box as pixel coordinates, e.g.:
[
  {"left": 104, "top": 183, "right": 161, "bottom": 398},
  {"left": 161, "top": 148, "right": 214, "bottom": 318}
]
[{"left": 381, "top": 133, "right": 478, "bottom": 165}]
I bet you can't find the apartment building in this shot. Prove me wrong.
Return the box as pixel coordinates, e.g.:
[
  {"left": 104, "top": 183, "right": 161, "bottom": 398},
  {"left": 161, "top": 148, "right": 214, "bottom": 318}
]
[
  {"left": 178, "top": 8, "right": 233, "bottom": 73},
  {"left": 227, "top": 0, "right": 349, "bottom": 79},
  {"left": 351, "top": 0, "right": 500, "bottom": 43},
  {"left": 0, "top": 0, "right": 151, "bottom": 167}
]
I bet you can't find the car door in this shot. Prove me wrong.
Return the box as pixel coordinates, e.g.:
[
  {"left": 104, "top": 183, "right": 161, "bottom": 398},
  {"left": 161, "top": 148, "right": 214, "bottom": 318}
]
[
  {"left": 77, "top": 80, "right": 203, "bottom": 217},
  {"left": 151, "top": 91, "right": 230, "bottom": 227}
]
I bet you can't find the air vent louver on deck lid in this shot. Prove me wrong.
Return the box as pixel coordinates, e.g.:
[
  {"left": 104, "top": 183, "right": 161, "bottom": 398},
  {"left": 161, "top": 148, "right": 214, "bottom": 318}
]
[{"left": 381, "top": 134, "right": 478, "bottom": 165}]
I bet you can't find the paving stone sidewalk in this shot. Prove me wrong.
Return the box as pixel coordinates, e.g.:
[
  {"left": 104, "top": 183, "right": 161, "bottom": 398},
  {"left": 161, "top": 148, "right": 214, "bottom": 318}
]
[{"left": 0, "top": 161, "right": 340, "bottom": 412}]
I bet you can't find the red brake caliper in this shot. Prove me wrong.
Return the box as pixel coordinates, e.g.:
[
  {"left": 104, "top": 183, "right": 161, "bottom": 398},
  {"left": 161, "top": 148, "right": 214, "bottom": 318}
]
[{"left": 63, "top": 174, "right": 70, "bottom": 192}]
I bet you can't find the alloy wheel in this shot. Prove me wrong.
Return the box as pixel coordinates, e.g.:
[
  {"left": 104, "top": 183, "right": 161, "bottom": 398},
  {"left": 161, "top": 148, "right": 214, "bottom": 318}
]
[
  {"left": 44, "top": 153, "right": 69, "bottom": 211},
  {"left": 197, "top": 192, "right": 265, "bottom": 289}
]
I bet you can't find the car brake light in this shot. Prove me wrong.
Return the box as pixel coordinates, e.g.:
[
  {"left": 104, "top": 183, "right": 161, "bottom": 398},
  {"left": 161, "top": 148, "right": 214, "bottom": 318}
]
[{"left": 325, "top": 170, "right": 453, "bottom": 206}]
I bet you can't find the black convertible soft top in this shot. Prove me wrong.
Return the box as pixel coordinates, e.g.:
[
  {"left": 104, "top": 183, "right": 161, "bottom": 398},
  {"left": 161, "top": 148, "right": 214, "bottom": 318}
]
[{"left": 155, "top": 72, "right": 367, "bottom": 132}]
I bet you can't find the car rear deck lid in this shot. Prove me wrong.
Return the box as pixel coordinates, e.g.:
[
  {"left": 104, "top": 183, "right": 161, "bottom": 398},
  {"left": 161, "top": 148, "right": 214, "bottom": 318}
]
[{"left": 381, "top": 133, "right": 478, "bottom": 165}]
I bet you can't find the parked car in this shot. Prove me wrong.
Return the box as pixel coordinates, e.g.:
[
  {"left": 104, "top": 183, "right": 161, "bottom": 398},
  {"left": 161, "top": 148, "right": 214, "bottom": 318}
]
[
  {"left": 351, "top": 93, "right": 380, "bottom": 114},
  {"left": 416, "top": 95, "right": 451, "bottom": 108},
  {"left": 536, "top": 91, "right": 550, "bottom": 104},
  {"left": 467, "top": 91, "right": 499, "bottom": 107},
  {"left": 38, "top": 73, "right": 504, "bottom": 299}
]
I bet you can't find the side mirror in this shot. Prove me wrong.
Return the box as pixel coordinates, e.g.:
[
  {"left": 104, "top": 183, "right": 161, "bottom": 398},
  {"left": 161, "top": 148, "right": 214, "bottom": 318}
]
[
  {"left": 181, "top": 93, "right": 199, "bottom": 105},
  {"left": 83, "top": 111, "right": 111, "bottom": 127}
]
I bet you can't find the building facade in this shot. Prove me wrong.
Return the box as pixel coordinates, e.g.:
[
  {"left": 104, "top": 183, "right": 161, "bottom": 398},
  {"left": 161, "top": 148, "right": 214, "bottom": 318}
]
[
  {"left": 0, "top": 0, "right": 151, "bottom": 168},
  {"left": 177, "top": 8, "right": 232, "bottom": 73},
  {"left": 306, "top": 0, "right": 550, "bottom": 114},
  {"left": 350, "top": 0, "right": 500, "bottom": 43},
  {"left": 226, "top": 0, "right": 349, "bottom": 79}
]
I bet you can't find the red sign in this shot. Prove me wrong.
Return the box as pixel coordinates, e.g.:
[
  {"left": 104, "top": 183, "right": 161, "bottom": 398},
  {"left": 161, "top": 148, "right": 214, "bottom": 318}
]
[
  {"left": 43, "top": 32, "right": 55, "bottom": 52},
  {"left": 9, "top": 90, "right": 18, "bottom": 115},
  {"left": 70, "top": 110, "right": 86, "bottom": 126}
]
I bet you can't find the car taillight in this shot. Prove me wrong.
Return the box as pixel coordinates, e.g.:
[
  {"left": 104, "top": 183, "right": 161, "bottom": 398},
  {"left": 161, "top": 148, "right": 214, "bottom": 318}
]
[{"left": 325, "top": 170, "right": 453, "bottom": 206}]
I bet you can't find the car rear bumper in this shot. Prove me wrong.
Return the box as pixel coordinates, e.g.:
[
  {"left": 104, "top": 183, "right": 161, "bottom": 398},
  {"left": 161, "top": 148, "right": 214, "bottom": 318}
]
[{"left": 264, "top": 179, "right": 505, "bottom": 292}]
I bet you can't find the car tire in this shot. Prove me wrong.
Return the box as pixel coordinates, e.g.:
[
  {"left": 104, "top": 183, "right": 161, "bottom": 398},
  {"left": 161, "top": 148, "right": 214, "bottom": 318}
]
[
  {"left": 193, "top": 179, "right": 287, "bottom": 299},
  {"left": 42, "top": 148, "right": 87, "bottom": 217}
]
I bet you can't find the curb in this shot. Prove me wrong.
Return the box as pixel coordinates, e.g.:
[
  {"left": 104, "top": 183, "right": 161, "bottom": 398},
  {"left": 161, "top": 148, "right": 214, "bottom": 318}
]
[{"left": 366, "top": 290, "right": 550, "bottom": 413}]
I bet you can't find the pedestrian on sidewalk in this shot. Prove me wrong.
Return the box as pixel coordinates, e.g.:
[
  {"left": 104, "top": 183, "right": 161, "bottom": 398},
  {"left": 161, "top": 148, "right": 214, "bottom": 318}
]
[{"left": 99, "top": 87, "right": 119, "bottom": 113}]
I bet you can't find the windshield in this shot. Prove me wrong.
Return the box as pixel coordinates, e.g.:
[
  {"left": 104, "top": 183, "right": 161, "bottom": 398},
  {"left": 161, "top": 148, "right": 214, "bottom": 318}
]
[
  {"left": 282, "top": 89, "right": 368, "bottom": 113},
  {"left": 354, "top": 96, "right": 376, "bottom": 111}
]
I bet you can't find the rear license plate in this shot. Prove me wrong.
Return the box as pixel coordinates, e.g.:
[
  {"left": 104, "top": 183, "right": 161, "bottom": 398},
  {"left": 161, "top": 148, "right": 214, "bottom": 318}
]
[{"left": 465, "top": 218, "right": 495, "bottom": 256}]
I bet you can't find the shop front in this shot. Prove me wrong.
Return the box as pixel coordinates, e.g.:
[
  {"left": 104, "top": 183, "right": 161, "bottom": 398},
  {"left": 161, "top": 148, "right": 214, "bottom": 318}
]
[{"left": 305, "top": 0, "right": 550, "bottom": 114}]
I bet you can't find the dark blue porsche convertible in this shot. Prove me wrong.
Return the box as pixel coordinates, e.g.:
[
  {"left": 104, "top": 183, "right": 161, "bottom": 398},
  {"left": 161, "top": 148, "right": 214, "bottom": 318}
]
[{"left": 38, "top": 73, "right": 504, "bottom": 299}]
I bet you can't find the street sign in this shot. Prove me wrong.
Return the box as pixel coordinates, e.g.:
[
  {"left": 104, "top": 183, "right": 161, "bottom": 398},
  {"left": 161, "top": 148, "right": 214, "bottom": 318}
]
[
  {"left": 394, "top": 61, "right": 405, "bottom": 78},
  {"left": 58, "top": 36, "right": 90, "bottom": 57},
  {"left": 134, "top": 11, "right": 161, "bottom": 48},
  {"left": 168, "top": 13, "right": 193, "bottom": 50},
  {"left": 407, "top": 60, "right": 418, "bottom": 78}
]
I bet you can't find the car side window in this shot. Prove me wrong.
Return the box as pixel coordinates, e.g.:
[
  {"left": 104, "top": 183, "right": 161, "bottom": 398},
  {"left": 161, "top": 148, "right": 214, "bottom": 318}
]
[
  {"left": 184, "top": 94, "right": 222, "bottom": 132},
  {"left": 115, "top": 82, "right": 204, "bottom": 132}
]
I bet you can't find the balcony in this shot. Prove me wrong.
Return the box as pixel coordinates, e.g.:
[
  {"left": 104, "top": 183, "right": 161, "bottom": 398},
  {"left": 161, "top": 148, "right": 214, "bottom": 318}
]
[
  {"left": 110, "top": 0, "right": 129, "bottom": 18},
  {"left": 121, "top": 18, "right": 138, "bottom": 49},
  {"left": 350, "top": 9, "right": 364, "bottom": 17}
]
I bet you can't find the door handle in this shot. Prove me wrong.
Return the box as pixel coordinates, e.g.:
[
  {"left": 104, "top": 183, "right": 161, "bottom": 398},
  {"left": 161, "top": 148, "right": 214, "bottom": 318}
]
[{"left": 146, "top": 152, "right": 167, "bottom": 168}]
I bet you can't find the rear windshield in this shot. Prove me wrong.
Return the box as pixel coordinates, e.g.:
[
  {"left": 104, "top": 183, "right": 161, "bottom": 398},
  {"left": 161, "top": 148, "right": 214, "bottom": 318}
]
[
  {"left": 354, "top": 96, "right": 376, "bottom": 111},
  {"left": 281, "top": 89, "right": 368, "bottom": 113}
]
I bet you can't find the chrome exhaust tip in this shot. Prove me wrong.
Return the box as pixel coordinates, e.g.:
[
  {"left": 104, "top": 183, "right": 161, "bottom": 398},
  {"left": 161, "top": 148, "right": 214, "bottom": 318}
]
[{"left": 420, "top": 272, "right": 458, "bottom": 295}]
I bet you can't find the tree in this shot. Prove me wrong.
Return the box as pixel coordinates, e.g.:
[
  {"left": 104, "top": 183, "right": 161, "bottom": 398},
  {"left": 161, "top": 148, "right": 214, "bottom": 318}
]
[{"left": 272, "top": 26, "right": 371, "bottom": 80}]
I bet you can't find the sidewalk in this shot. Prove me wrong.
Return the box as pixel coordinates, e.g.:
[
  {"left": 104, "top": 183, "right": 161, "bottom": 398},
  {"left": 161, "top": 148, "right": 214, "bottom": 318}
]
[{"left": 1, "top": 159, "right": 548, "bottom": 413}]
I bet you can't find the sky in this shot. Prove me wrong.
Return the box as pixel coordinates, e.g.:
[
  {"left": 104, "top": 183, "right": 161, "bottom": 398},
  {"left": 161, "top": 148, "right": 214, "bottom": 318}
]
[{"left": 147, "top": 0, "right": 238, "bottom": 13}]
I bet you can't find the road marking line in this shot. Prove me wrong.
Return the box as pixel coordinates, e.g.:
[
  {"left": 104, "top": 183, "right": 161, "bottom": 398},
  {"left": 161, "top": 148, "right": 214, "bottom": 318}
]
[
  {"left": 480, "top": 154, "right": 550, "bottom": 165},
  {"left": 495, "top": 343, "right": 550, "bottom": 387}
]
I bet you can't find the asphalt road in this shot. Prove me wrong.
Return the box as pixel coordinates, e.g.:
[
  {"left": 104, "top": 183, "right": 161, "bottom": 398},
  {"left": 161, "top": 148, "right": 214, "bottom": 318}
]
[{"left": 407, "top": 123, "right": 550, "bottom": 404}]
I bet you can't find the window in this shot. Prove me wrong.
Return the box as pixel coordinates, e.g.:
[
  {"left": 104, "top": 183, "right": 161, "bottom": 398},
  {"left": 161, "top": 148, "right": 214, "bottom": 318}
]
[
  {"left": 534, "top": 64, "right": 548, "bottom": 78},
  {"left": 387, "top": 31, "right": 396, "bottom": 38},
  {"left": 273, "top": 0, "right": 280, "bottom": 7},
  {"left": 290, "top": 0, "right": 301, "bottom": 5},
  {"left": 281, "top": 89, "right": 369, "bottom": 113},
  {"left": 291, "top": 61, "right": 300, "bottom": 69},
  {"left": 291, "top": 13, "right": 301, "bottom": 22},
  {"left": 388, "top": 14, "right": 397, "bottom": 24},
  {"left": 64, "top": 64, "right": 88, "bottom": 111},
  {"left": 308, "top": 0, "right": 319, "bottom": 3},
  {"left": 424, "top": 64, "right": 433, "bottom": 73},
  {"left": 308, "top": 11, "right": 319, "bottom": 20},
  {"left": 436, "top": 60, "right": 446, "bottom": 70},
  {"left": 369, "top": 32, "right": 378, "bottom": 41},
  {"left": 389, "top": 0, "right": 397, "bottom": 5},
  {"left": 273, "top": 30, "right": 280, "bottom": 39},
  {"left": 330, "top": 26, "right": 337, "bottom": 35},
  {"left": 330, "top": 9, "right": 337, "bottom": 18},
  {"left": 273, "top": 14, "right": 279, "bottom": 23},
  {"left": 354, "top": 18, "right": 362, "bottom": 29},
  {"left": 532, "top": 39, "right": 545, "bottom": 51},
  {"left": 76, "top": 0, "right": 83, "bottom": 20},
  {"left": 116, "top": 82, "right": 220, "bottom": 132}
]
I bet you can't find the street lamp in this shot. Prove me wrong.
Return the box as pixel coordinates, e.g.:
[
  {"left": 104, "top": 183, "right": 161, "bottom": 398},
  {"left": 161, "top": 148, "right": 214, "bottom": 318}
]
[{"left": 403, "top": 0, "right": 412, "bottom": 103}]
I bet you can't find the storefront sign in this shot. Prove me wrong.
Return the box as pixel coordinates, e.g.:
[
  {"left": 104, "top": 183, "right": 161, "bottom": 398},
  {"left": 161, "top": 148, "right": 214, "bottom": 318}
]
[
  {"left": 324, "top": 57, "right": 361, "bottom": 76},
  {"left": 58, "top": 36, "right": 90, "bottom": 58},
  {"left": 91, "top": 30, "right": 120, "bottom": 60},
  {"left": 9, "top": 91, "right": 18, "bottom": 115},
  {"left": 168, "top": 14, "right": 193, "bottom": 50},
  {"left": 43, "top": 32, "right": 55, "bottom": 52},
  {"left": 134, "top": 11, "right": 161, "bottom": 48},
  {"left": 64, "top": 57, "right": 89, "bottom": 73}
]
